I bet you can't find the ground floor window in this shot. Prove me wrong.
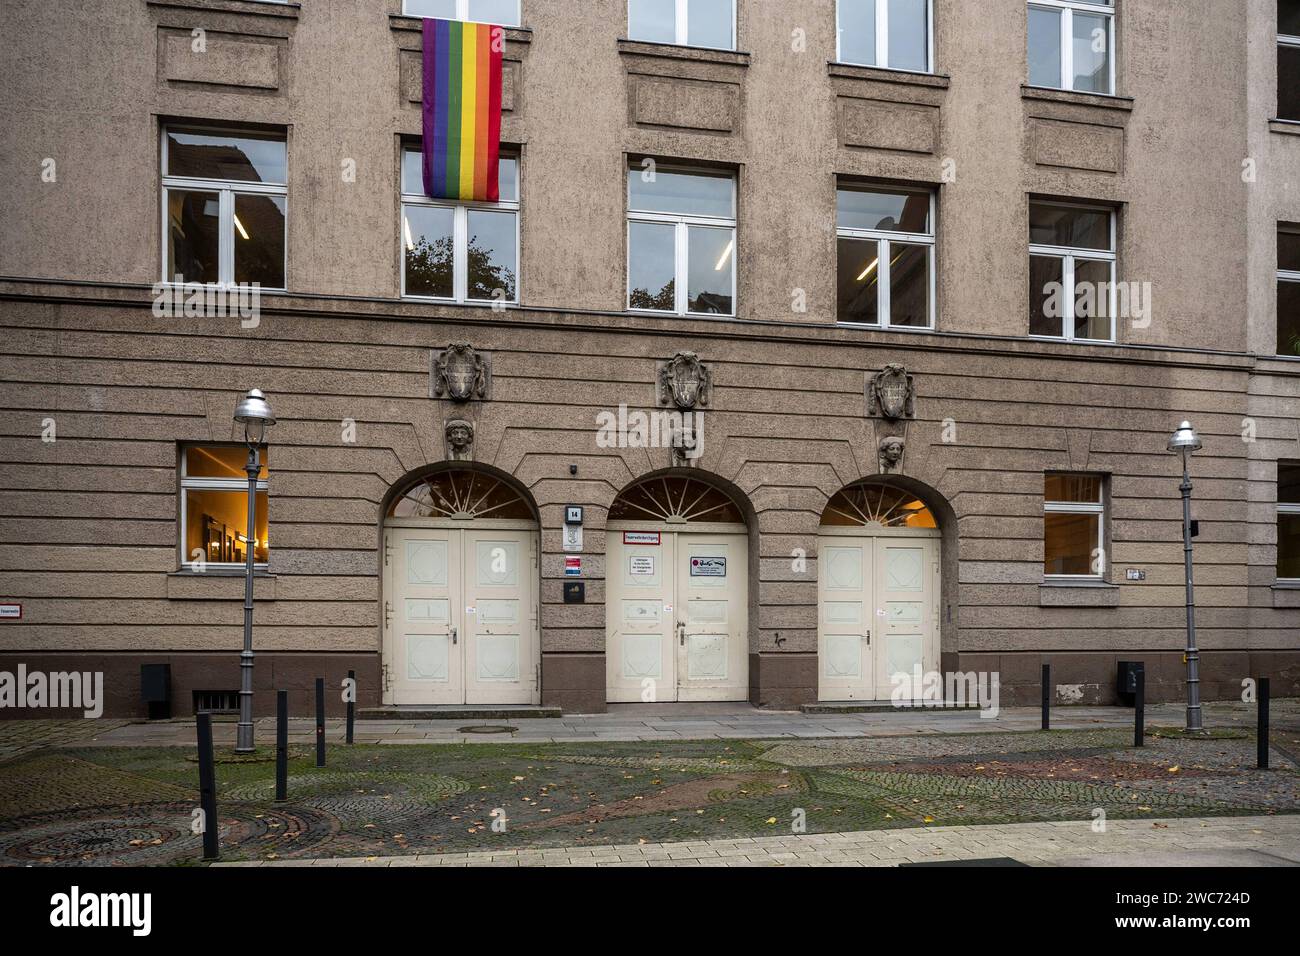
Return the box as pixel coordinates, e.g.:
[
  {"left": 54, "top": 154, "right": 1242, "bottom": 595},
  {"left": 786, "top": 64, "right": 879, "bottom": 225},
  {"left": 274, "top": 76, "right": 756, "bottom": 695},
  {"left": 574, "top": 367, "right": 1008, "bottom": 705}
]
[
  {"left": 1043, "top": 473, "right": 1105, "bottom": 578},
  {"left": 1279, "top": 462, "right": 1300, "bottom": 580},
  {"left": 180, "top": 444, "right": 268, "bottom": 569}
]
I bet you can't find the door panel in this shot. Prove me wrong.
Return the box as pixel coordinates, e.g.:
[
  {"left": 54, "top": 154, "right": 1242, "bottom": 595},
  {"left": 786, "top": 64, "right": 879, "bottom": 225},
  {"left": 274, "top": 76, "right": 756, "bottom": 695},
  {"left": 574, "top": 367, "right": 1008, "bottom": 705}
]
[
  {"left": 817, "top": 544, "right": 873, "bottom": 699},
  {"left": 817, "top": 533, "right": 939, "bottom": 702},
  {"left": 384, "top": 527, "right": 537, "bottom": 706},
  {"left": 606, "top": 532, "right": 748, "bottom": 702},
  {"left": 675, "top": 536, "right": 748, "bottom": 702},
  {"left": 463, "top": 531, "right": 535, "bottom": 704},
  {"left": 389, "top": 530, "right": 461, "bottom": 704}
]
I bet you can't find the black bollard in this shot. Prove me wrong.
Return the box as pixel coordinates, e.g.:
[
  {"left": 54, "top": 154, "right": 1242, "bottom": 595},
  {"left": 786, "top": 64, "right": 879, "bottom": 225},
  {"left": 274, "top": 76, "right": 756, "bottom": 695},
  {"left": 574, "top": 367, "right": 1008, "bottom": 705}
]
[
  {"left": 275, "top": 689, "right": 288, "bottom": 802},
  {"left": 1258, "top": 677, "right": 1270, "bottom": 770},
  {"left": 346, "top": 669, "right": 356, "bottom": 745},
  {"left": 1041, "top": 663, "right": 1051, "bottom": 731},
  {"left": 196, "top": 711, "right": 219, "bottom": 861},
  {"left": 1133, "top": 665, "right": 1145, "bottom": 748},
  {"left": 315, "top": 677, "right": 326, "bottom": 768}
]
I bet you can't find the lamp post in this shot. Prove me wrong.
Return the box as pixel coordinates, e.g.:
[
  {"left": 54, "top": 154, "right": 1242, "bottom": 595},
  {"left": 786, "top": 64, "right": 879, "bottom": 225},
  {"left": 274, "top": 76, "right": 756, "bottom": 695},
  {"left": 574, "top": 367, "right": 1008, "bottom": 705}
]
[
  {"left": 233, "top": 389, "right": 275, "bottom": 753},
  {"left": 1167, "top": 420, "right": 1202, "bottom": 732}
]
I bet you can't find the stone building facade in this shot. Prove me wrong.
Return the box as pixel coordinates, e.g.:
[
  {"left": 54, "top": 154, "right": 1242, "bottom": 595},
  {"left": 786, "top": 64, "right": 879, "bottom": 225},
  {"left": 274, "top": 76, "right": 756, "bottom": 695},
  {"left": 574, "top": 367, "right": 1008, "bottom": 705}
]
[{"left": 2, "top": 0, "right": 1299, "bottom": 717}]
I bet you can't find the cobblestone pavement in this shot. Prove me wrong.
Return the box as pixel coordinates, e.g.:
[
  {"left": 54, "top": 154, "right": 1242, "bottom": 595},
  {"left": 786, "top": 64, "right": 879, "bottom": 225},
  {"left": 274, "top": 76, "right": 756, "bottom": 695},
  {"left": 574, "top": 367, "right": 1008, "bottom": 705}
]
[
  {"left": 0, "top": 717, "right": 1296, "bottom": 866},
  {"left": 215, "top": 815, "right": 1300, "bottom": 867},
  {"left": 0, "top": 718, "right": 131, "bottom": 763}
]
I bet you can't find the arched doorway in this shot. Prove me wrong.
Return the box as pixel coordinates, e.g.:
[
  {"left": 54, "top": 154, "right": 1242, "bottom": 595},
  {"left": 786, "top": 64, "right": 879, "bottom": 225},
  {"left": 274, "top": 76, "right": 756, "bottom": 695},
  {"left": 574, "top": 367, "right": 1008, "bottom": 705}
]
[
  {"left": 818, "top": 480, "right": 940, "bottom": 701},
  {"left": 382, "top": 465, "right": 539, "bottom": 706},
  {"left": 606, "top": 473, "right": 750, "bottom": 703}
]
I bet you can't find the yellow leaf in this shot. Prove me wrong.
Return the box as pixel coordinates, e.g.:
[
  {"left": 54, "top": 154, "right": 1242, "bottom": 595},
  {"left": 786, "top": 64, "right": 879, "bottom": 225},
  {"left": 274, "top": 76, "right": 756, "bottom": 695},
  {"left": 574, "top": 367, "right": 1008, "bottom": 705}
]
[{"left": 765, "top": 817, "right": 777, "bottom": 825}]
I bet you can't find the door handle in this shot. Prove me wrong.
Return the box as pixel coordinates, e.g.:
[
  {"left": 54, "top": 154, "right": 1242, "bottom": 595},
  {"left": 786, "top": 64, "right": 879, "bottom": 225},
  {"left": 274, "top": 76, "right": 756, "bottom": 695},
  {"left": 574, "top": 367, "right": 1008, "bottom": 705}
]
[
  {"left": 678, "top": 621, "right": 685, "bottom": 646},
  {"left": 451, "top": 626, "right": 458, "bottom": 645},
  {"left": 863, "top": 629, "right": 870, "bottom": 645}
]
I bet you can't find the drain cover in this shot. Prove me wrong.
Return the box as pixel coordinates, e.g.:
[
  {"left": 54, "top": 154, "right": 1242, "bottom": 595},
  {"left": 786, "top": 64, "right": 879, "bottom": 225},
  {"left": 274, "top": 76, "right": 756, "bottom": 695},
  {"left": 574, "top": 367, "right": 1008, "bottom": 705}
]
[{"left": 458, "top": 725, "right": 517, "bottom": 734}]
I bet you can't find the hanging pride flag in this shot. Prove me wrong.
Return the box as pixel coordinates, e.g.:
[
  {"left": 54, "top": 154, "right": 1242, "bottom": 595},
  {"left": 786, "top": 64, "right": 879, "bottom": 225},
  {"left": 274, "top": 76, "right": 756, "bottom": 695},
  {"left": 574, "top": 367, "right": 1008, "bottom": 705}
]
[{"left": 422, "top": 18, "right": 504, "bottom": 203}]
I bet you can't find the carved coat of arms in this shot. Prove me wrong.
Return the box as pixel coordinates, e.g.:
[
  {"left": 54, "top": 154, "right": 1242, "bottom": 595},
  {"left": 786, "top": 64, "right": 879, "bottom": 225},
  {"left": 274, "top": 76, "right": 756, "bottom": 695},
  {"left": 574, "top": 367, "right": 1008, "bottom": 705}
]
[
  {"left": 868, "top": 364, "right": 915, "bottom": 421},
  {"left": 433, "top": 343, "right": 488, "bottom": 403},
  {"left": 658, "top": 351, "right": 711, "bottom": 410}
]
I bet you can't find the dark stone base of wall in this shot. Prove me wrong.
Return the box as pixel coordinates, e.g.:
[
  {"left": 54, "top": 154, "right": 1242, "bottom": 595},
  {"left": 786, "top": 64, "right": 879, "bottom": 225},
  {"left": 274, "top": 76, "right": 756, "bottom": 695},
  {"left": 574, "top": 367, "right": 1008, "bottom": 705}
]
[
  {"left": 0, "top": 652, "right": 380, "bottom": 719},
  {"left": 749, "top": 653, "right": 817, "bottom": 710},
  {"left": 541, "top": 652, "right": 606, "bottom": 713},
  {"left": 946, "top": 650, "right": 1300, "bottom": 706}
]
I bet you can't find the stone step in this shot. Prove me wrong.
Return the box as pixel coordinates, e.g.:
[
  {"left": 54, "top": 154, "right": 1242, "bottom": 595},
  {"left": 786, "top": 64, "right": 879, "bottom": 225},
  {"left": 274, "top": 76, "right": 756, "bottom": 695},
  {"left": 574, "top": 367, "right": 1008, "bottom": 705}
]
[
  {"left": 801, "top": 700, "right": 982, "bottom": 714},
  {"left": 356, "top": 704, "right": 562, "bottom": 720}
]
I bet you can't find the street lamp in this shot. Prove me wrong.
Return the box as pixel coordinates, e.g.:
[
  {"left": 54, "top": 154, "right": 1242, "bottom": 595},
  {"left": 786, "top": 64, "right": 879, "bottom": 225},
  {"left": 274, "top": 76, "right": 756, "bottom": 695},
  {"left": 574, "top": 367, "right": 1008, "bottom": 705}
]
[
  {"left": 1167, "top": 420, "right": 1202, "bottom": 732},
  {"left": 233, "top": 388, "right": 275, "bottom": 752}
]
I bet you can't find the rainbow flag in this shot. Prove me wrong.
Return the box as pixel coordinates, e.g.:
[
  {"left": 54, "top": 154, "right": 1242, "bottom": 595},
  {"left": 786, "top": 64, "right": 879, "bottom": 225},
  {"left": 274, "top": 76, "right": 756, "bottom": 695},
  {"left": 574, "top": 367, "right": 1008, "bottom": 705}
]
[{"left": 421, "top": 18, "right": 504, "bottom": 202}]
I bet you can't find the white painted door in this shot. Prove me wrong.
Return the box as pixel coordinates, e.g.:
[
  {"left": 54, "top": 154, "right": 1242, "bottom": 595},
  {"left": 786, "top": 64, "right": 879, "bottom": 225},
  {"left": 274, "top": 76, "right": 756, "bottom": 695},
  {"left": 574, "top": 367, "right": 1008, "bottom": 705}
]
[
  {"left": 818, "top": 533, "right": 939, "bottom": 701},
  {"left": 606, "top": 531, "right": 748, "bottom": 702},
  {"left": 384, "top": 526, "right": 537, "bottom": 705}
]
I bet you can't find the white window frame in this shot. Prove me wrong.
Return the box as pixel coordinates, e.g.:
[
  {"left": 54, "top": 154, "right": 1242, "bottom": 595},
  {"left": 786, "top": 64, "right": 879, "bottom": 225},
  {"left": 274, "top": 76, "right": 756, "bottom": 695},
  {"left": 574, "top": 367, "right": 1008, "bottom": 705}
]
[
  {"left": 835, "top": 185, "right": 936, "bottom": 331},
  {"left": 835, "top": 0, "right": 934, "bottom": 74},
  {"left": 1279, "top": 228, "right": 1300, "bottom": 354},
  {"left": 626, "top": 166, "right": 737, "bottom": 317},
  {"left": 1028, "top": 200, "right": 1117, "bottom": 344},
  {"left": 1028, "top": 0, "right": 1116, "bottom": 96},
  {"left": 402, "top": 0, "right": 522, "bottom": 27},
  {"left": 1044, "top": 474, "right": 1105, "bottom": 581},
  {"left": 399, "top": 148, "right": 520, "bottom": 305},
  {"left": 179, "top": 444, "right": 269, "bottom": 571},
  {"left": 627, "top": 0, "right": 737, "bottom": 51},
  {"left": 160, "top": 126, "right": 287, "bottom": 290}
]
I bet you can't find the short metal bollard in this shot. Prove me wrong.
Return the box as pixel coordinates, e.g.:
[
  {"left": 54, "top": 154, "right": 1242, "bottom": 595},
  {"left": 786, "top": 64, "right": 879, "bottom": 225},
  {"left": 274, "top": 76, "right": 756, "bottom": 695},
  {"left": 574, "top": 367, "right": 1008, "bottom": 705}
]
[
  {"left": 196, "top": 711, "right": 219, "bottom": 861},
  {"left": 1041, "top": 663, "right": 1051, "bottom": 731},
  {"left": 275, "top": 689, "right": 288, "bottom": 802},
  {"left": 346, "top": 669, "right": 356, "bottom": 745},
  {"left": 315, "top": 677, "right": 326, "bottom": 768},
  {"left": 1133, "top": 665, "right": 1145, "bottom": 748},
  {"left": 1258, "top": 677, "right": 1270, "bottom": 770}
]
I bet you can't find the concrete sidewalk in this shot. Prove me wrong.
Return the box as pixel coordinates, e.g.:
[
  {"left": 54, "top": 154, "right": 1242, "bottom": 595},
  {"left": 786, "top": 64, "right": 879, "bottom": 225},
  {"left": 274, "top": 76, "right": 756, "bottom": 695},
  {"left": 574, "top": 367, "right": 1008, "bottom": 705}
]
[
  {"left": 64, "top": 699, "right": 1297, "bottom": 749},
  {"left": 213, "top": 814, "right": 1300, "bottom": 867}
]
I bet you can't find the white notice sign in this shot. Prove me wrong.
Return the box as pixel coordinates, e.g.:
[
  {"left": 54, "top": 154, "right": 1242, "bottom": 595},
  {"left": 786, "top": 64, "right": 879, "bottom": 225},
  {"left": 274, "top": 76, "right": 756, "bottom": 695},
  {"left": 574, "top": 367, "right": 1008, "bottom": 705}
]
[
  {"left": 629, "top": 556, "right": 655, "bottom": 576},
  {"left": 562, "top": 526, "right": 583, "bottom": 553}
]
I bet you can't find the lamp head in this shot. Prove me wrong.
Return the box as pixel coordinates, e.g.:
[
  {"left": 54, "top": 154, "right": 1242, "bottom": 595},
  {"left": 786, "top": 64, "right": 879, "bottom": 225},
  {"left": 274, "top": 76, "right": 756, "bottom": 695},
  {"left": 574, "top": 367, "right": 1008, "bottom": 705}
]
[
  {"left": 1167, "top": 420, "right": 1201, "bottom": 454},
  {"left": 234, "top": 388, "right": 275, "bottom": 447}
]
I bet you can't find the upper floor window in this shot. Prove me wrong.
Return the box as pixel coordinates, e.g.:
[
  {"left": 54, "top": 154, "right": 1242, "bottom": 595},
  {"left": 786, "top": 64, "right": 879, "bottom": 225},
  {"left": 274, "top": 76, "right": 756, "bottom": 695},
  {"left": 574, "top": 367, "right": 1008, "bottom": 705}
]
[
  {"left": 1279, "top": 462, "right": 1300, "bottom": 580},
  {"left": 836, "top": 183, "right": 935, "bottom": 329},
  {"left": 1028, "top": 1, "right": 1114, "bottom": 95},
  {"left": 162, "top": 127, "right": 287, "bottom": 289},
  {"left": 1044, "top": 473, "right": 1105, "bottom": 579},
  {"left": 1277, "top": 225, "right": 1300, "bottom": 354},
  {"left": 627, "top": 165, "right": 736, "bottom": 316},
  {"left": 1281, "top": 1, "right": 1300, "bottom": 120},
  {"left": 180, "top": 445, "right": 268, "bottom": 570},
  {"left": 836, "top": 0, "right": 932, "bottom": 73},
  {"left": 1029, "top": 200, "right": 1116, "bottom": 343},
  {"left": 404, "top": 0, "right": 521, "bottom": 26},
  {"left": 628, "top": 0, "right": 736, "bottom": 51},
  {"left": 401, "top": 145, "right": 519, "bottom": 303}
]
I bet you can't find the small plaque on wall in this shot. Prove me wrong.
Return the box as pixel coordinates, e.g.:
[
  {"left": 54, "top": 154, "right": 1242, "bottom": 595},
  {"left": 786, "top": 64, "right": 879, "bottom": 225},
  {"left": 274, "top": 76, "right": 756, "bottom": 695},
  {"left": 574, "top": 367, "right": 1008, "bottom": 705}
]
[{"left": 563, "top": 582, "right": 585, "bottom": 604}]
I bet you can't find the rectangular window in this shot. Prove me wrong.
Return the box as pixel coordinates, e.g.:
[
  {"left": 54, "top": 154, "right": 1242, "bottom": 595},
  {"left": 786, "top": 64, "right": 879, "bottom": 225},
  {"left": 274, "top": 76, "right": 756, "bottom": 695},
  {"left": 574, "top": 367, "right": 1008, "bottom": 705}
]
[
  {"left": 836, "top": 183, "right": 935, "bottom": 329},
  {"left": 627, "top": 165, "right": 736, "bottom": 316},
  {"left": 1027, "top": 1, "right": 1115, "bottom": 95},
  {"left": 1279, "top": 462, "right": 1300, "bottom": 579},
  {"left": 1028, "top": 200, "right": 1116, "bottom": 342},
  {"left": 1281, "top": 1, "right": 1300, "bottom": 120},
  {"left": 403, "top": 0, "right": 521, "bottom": 26},
  {"left": 401, "top": 146, "right": 519, "bottom": 303},
  {"left": 162, "top": 127, "right": 287, "bottom": 288},
  {"left": 628, "top": 0, "right": 736, "bottom": 51},
  {"left": 180, "top": 445, "right": 269, "bottom": 569},
  {"left": 1278, "top": 226, "right": 1300, "bottom": 354},
  {"left": 836, "top": 0, "right": 932, "bottom": 73},
  {"left": 1044, "top": 473, "right": 1105, "bottom": 578}
]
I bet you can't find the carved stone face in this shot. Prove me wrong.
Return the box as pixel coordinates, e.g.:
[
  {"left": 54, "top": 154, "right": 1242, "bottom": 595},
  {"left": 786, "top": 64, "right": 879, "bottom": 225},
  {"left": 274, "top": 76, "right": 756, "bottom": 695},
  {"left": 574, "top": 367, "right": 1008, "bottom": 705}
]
[
  {"left": 880, "top": 437, "right": 905, "bottom": 466},
  {"left": 446, "top": 420, "right": 473, "bottom": 451}
]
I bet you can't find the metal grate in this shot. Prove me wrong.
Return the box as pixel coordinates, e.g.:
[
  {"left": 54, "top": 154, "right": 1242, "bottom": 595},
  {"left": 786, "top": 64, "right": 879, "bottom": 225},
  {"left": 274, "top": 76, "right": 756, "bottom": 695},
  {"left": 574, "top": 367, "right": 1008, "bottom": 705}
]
[{"left": 193, "top": 690, "right": 240, "bottom": 713}]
